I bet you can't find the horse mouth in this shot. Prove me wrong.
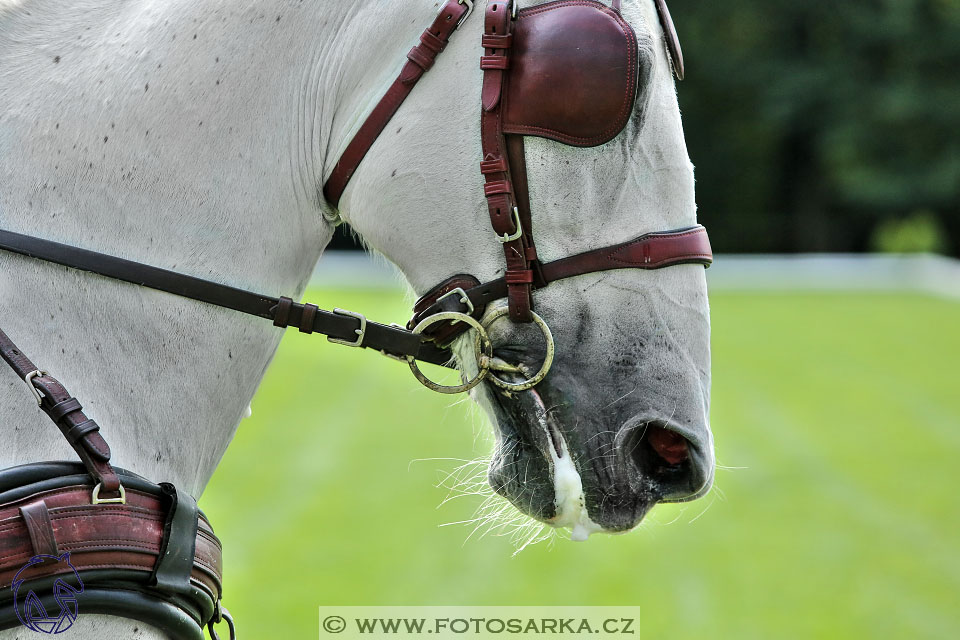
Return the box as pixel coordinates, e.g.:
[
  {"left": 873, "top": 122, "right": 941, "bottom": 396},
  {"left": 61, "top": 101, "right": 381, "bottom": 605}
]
[
  {"left": 479, "top": 370, "right": 713, "bottom": 538},
  {"left": 482, "top": 374, "right": 610, "bottom": 539}
]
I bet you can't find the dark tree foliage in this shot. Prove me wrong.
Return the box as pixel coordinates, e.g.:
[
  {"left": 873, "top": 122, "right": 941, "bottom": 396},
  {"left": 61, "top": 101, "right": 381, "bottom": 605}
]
[{"left": 671, "top": 0, "right": 960, "bottom": 255}]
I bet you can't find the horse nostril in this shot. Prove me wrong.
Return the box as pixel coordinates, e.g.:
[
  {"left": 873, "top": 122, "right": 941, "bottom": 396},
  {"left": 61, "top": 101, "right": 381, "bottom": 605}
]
[
  {"left": 625, "top": 422, "right": 691, "bottom": 479},
  {"left": 647, "top": 426, "right": 689, "bottom": 465},
  {"left": 620, "top": 421, "right": 708, "bottom": 503}
]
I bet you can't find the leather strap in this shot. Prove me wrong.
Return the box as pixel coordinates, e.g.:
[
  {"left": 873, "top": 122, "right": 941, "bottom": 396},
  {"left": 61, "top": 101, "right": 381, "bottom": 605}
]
[
  {"left": 323, "top": 0, "right": 470, "bottom": 207},
  {"left": 0, "top": 327, "right": 120, "bottom": 492},
  {"left": 409, "top": 225, "right": 712, "bottom": 342},
  {"left": 0, "top": 229, "right": 454, "bottom": 368},
  {"left": 481, "top": 0, "right": 537, "bottom": 322},
  {"left": 149, "top": 483, "right": 200, "bottom": 597},
  {"left": 19, "top": 501, "right": 59, "bottom": 557},
  {"left": 654, "top": 0, "right": 684, "bottom": 80}
]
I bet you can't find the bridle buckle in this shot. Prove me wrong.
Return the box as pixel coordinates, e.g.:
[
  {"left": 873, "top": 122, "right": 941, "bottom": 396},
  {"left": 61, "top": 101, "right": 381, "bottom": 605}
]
[
  {"left": 497, "top": 207, "right": 523, "bottom": 244},
  {"left": 327, "top": 308, "right": 366, "bottom": 347},
  {"left": 24, "top": 369, "right": 49, "bottom": 406},
  {"left": 436, "top": 287, "right": 475, "bottom": 316},
  {"left": 457, "top": 0, "right": 474, "bottom": 26}
]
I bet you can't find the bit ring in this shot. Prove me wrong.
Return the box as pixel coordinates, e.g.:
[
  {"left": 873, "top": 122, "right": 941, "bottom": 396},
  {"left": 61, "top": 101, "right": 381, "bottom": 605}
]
[
  {"left": 407, "top": 312, "right": 492, "bottom": 394},
  {"left": 478, "top": 309, "right": 555, "bottom": 391}
]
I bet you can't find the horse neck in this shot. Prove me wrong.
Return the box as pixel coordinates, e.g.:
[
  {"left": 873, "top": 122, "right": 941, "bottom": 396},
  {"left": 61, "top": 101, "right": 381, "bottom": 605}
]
[{"left": 0, "top": 0, "right": 380, "bottom": 497}]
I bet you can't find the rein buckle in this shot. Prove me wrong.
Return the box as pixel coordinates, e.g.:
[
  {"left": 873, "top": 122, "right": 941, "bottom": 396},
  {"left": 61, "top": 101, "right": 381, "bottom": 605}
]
[
  {"left": 327, "top": 308, "right": 367, "bottom": 347},
  {"left": 457, "top": 0, "right": 474, "bottom": 27}
]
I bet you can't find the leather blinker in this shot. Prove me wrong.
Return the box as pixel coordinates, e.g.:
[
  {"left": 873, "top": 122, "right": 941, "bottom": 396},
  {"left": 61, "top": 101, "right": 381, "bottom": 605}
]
[{"left": 501, "top": 0, "right": 640, "bottom": 147}]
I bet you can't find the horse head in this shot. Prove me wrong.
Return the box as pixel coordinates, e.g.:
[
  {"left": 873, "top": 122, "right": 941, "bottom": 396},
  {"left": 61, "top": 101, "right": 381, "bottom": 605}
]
[{"left": 338, "top": 0, "right": 712, "bottom": 537}]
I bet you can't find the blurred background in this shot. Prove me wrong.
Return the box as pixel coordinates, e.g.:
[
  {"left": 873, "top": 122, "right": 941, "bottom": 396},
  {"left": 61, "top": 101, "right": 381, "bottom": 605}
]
[{"left": 200, "top": 1, "right": 959, "bottom": 638}]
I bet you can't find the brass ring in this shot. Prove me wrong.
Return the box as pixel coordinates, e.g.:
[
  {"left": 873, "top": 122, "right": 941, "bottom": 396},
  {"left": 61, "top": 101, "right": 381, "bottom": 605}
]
[
  {"left": 407, "top": 312, "right": 492, "bottom": 394},
  {"left": 479, "top": 309, "right": 555, "bottom": 391}
]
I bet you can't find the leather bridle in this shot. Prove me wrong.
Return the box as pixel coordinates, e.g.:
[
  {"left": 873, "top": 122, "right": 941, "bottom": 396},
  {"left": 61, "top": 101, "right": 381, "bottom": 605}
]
[
  {"left": 0, "top": 1, "right": 707, "bottom": 636},
  {"left": 1, "top": 0, "right": 710, "bottom": 393}
]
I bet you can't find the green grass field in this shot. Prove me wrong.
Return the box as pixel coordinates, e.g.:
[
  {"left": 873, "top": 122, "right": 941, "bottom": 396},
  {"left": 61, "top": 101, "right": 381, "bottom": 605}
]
[{"left": 199, "top": 289, "right": 960, "bottom": 639}]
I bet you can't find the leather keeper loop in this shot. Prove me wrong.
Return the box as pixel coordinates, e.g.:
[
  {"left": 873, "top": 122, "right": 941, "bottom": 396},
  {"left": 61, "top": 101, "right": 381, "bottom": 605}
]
[
  {"left": 48, "top": 397, "right": 82, "bottom": 421},
  {"left": 20, "top": 501, "right": 60, "bottom": 557},
  {"left": 64, "top": 419, "right": 100, "bottom": 444},
  {"left": 480, "top": 55, "right": 510, "bottom": 70},
  {"left": 481, "top": 34, "right": 513, "bottom": 49},
  {"left": 407, "top": 46, "right": 435, "bottom": 71},
  {"left": 299, "top": 303, "right": 318, "bottom": 334},
  {"left": 420, "top": 30, "right": 446, "bottom": 54},
  {"left": 506, "top": 270, "right": 534, "bottom": 285},
  {"left": 480, "top": 157, "right": 508, "bottom": 174},
  {"left": 272, "top": 296, "right": 292, "bottom": 327},
  {"left": 484, "top": 180, "right": 512, "bottom": 196}
]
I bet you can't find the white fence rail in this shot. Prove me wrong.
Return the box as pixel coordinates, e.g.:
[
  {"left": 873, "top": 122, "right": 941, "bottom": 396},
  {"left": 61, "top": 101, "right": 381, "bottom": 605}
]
[{"left": 311, "top": 252, "right": 960, "bottom": 300}]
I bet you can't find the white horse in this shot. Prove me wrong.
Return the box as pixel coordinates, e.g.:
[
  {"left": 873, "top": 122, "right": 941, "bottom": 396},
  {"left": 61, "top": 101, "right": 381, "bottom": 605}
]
[{"left": 0, "top": 0, "right": 712, "bottom": 637}]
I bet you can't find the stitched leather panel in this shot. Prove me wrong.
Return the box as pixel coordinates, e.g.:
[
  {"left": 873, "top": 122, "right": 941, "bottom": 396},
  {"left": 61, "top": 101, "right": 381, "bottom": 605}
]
[
  {"left": 502, "top": 0, "right": 639, "bottom": 146},
  {"left": 0, "top": 485, "right": 222, "bottom": 599}
]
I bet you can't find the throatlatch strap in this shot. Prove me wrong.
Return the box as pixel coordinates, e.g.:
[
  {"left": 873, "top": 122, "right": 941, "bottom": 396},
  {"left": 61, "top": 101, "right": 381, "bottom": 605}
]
[{"left": 323, "top": 0, "right": 471, "bottom": 206}]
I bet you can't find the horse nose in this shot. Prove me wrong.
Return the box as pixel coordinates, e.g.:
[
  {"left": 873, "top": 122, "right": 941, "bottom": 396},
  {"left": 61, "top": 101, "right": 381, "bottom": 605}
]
[{"left": 618, "top": 420, "right": 711, "bottom": 502}]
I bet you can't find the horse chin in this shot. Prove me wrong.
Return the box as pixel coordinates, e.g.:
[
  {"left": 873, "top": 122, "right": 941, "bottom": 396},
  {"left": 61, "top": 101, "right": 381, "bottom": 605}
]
[{"left": 483, "top": 382, "right": 627, "bottom": 541}]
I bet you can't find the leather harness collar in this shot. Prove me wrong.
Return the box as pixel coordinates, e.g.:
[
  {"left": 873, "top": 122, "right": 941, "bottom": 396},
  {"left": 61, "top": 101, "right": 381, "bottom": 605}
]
[{"left": 0, "top": 329, "right": 229, "bottom": 639}]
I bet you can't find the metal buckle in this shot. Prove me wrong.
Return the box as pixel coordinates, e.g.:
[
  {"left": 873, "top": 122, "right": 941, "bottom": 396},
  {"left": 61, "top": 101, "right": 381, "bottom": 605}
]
[
  {"left": 497, "top": 207, "right": 523, "bottom": 243},
  {"left": 436, "top": 287, "right": 475, "bottom": 316},
  {"left": 479, "top": 308, "right": 555, "bottom": 391},
  {"left": 407, "top": 312, "right": 492, "bottom": 394},
  {"left": 327, "top": 308, "right": 366, "bottom": 347},
  {"left": 457, "top": 0, "right": 474, "bottom": 26},
  {"left": 23, "top": 370, "right": 49, "bottom": 406},
  {"left": 91, "top": 483, "right": 126, "bottom": 505},
  {"left": 511, "top": 0, "right": 518, "bottom": 19}
]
